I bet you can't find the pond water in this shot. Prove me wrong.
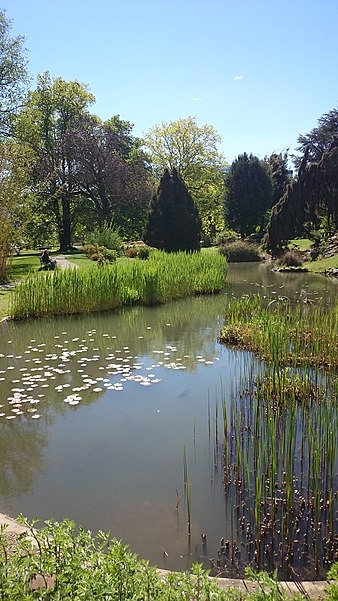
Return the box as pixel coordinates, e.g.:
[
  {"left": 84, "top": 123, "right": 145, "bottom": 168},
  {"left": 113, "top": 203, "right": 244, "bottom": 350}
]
[{"left": 0, "top": 263, "right": 337, "bottom": 578}]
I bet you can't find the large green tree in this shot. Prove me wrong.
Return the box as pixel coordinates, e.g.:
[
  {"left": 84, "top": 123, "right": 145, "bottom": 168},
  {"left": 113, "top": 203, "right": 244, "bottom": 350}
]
[
  {"left": 0, "top": 140, "right": 32, "bottom": 280},
  {"left": 0, "top": 10, "right": 29, "bottom": 137},
  {"left": 144, "top": 117, "right": 227, "bottom": 240},
  {"left": 144, "top": 168, "right": 201, "bottom": 252},
  {"left": 16, "top": 72, "right": 95, "bottom": 251},
  {"left": 295, "top": 107, "right": 338, "bottom": 166},
  {"left": 225, "top": 153, "right": 272, "bottom": 238},
  {"left": 63, "top": 115, "right": 153, "bottom": 239},
  {"left": 265, "top": 152, "right": 292, "bottom": 208}
]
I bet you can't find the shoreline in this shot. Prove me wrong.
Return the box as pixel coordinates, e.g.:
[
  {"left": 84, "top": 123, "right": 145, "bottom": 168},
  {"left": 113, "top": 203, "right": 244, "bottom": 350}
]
[{"left": 0, "top": 512, "right": 328, "bottom": 598}]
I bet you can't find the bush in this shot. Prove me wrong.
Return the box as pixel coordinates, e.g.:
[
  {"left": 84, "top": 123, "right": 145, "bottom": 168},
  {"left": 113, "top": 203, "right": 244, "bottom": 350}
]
[
  {"left": 215, "top": 228, "right": 240, "bottom": 245},
  {"left": 278, "top": 250, "right": 303, "bottom": 267},
  {"left": 124, "top": 243, "right": 150, "bottom": 260},
  {"left": 219, "top": 240, "right": 262, "bottom": 262},
  {"left": 83, "top": 244, "right": 117, "bottom": 264},
  {"left": 86, "top": 226, "right": 123, "bottom": 253}
]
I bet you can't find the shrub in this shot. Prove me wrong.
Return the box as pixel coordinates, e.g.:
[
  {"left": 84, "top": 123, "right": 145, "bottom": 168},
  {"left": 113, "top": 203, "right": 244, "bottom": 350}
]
[
  {"left": 83, "top": 244, "right": 117, "bottom": 264},
  {"left": 124, "top": 243, "right": 150, "bottom": 260},
  {"left": 278, "top": 250, "right": 303, "bottom": 267},
  {"left": 215, "top": 228, "right": 240, "bottom": 245},
  {"left": 86, "top": 226, "right": 123, "bottom": 253},
  {"left": 219, "top": 240, "right": 262, "bottom": 262}
]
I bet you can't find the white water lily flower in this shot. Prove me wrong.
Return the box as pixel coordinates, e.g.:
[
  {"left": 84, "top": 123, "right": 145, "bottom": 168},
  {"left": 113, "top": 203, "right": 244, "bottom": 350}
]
[{"left": 31, "top": 414, "right": 41, "bottom": 419}]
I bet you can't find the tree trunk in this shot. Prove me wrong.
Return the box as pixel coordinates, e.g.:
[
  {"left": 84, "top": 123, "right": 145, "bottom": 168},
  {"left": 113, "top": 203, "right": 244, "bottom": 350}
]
[{"left": 58, "top": 194, "right": 72, "bottom": 252}]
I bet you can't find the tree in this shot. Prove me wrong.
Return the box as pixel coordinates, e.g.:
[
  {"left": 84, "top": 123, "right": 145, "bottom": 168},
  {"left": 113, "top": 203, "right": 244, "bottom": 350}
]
[
  {"left": 0, "top": 140, "right": 31, "bottom": 280},
  {"left": 0, "top": 10, "right": 29, "bottom": 137},
  {"left": 265, "top": 151, "right": 292, "bottom": 208},
  {"left": 15, "top": 72, "right": 95, "bottom": 251},
  {"left": 144, "top": 168, "right": 201, "bottom": 252},
  {"left": 63, "top": 115, "right": 153, "bottom": 239},
  {"left": 264, "top": 140, "right": 338, "bottom": 252},
  {"left": 225, "top": 153, "right": 272, "bottom": 238},
  {"left": 295, "top": 106, "right": 338, "bottom": 166},
  {"left": 144, "top": 117, "right": 227, "bottom": 239}
]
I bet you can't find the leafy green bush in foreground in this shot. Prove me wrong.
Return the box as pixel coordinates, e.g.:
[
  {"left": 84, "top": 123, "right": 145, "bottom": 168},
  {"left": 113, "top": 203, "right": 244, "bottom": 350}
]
[{"left": 0, "top": 516, "right": 302, "bottom": 600}]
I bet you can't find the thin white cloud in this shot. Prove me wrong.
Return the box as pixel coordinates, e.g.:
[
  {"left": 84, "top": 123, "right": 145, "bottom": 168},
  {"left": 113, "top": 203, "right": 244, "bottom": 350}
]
[
  {"left": 192, "top": 97, "right": 203, "bottom": 103},
  {"left": 233, "top": 75, "right": 244, "bottom": 81}
]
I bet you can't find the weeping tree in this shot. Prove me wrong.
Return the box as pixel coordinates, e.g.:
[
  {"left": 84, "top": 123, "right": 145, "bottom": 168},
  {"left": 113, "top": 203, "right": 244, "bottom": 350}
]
[
  {"left": 264, "top": 139, "right": 338, "bottom": 253},
  {"left": 144, "top": 168, "right": 201, "bottom": 252}
]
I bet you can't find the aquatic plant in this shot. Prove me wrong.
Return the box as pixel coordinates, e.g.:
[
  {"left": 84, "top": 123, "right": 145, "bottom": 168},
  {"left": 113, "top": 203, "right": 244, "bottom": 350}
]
[
  {"left": 219, "top": 295, "right": 338, "bottom": 369},
  {"left": 10, "top": 251, "right": 227, "bottom": 319}
]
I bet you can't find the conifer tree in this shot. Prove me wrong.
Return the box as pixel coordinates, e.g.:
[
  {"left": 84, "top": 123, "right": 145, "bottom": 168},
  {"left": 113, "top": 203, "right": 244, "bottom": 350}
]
[{"left": 144, "top": 168, "right": 201, "bottom": 252}]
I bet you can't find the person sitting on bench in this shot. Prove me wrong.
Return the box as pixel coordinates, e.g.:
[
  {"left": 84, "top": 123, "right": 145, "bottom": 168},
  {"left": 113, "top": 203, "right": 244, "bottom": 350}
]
[{"left": 40, "top": 249, "right": 56, "bottom": 270}]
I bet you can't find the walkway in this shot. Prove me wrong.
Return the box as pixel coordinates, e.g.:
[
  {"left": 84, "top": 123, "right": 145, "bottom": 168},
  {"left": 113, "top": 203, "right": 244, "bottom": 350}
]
[{"left": 0, "top": 513, "right": 329, "bottom": 599}]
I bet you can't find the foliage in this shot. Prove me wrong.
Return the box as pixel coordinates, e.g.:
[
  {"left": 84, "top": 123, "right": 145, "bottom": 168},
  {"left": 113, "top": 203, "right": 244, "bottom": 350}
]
[
  {"left": 0, "top": 140, "right": 32, "bottom": 281},
  {"left": 215, "top": 228, "right": 240, "bottom": 245},
  {"left": 124, "top": 243, "right": 150, "bottom": 259},
  {"left": 144, "top": 169, "right": 201, "bottom": 252},
  {"left": 264, "top": 151, "right": 292, "bottom": 208},
  {"left": 225, "top": 153, "right": 272, "bottom": 238},
  {"left": 265, "top": 138, "right": 338, "bottom": 252},
  {"left": 145, "top": 117, "right": 227, "bottom": 238},
  {"left": 265, "top": 107, "right": 338, "bottom": 252},
  {"left": 82, "top": 244, "right": 117, "bottom": 264},
  {"left": 295, "top": 106, "right": 338, "bottom": 166},
  {"left": 15, "top": 72, "right": 95, "bottom": 251},
  {"left": 219, "top": 294, "right": 338, "bottom": 369},
  {"left": 10, "top": 251, "right": 227, "bottom": 318},
  {"left": 0, "top": 10, "right": 29, "bottom": 137},
  {"left": 326, "top": 563, "right": 338, "bottom": 601},
  {"left": 219, "top": 240, "right": 262, "bottom": 262},
  {"left": 86, "top": 225, "right": 123, "bottom": 253},
  {"left": 64, "top": 114, "right": 153, "bottom": 238},
  {"left": 277, "top": 250, "right": 303, "bottom": 267},
  {"left": 0, "top": 515, "right": 299, "bottom": 600}
]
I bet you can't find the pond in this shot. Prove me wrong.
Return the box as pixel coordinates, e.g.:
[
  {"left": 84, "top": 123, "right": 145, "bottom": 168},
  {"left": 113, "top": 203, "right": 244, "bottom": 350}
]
[{"left": 0, "top": 263, "right": 337, "bottom": 579}]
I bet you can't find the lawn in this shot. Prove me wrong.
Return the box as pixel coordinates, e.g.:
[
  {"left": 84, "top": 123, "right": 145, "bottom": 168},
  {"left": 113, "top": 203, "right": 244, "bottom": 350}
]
[
  {"left": 305, "top": 253, "right": 338, "bottom": 273},
  {"left": 288, "top": 238, "right": 313, "bottom": 251}
]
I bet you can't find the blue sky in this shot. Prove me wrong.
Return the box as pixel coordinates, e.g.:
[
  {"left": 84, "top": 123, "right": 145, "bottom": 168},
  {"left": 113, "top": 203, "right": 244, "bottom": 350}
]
[{"left": 2, "top": 0, "right": 338, "bottom": 164}]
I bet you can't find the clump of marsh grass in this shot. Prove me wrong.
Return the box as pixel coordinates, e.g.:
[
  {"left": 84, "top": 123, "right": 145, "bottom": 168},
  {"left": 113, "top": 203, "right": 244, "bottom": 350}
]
[
  {"left": 10, "top": 251, "right": 227, "bottom": 319},
  {"left": 219, "top": 241, "right": 262, "bottom": 262},
  {"left": 219, "top": 295, "right": 338, "bottom": 369}
]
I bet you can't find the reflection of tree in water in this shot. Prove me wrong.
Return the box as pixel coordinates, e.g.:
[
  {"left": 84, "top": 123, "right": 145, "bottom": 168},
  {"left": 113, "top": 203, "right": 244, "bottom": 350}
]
[{"left": 0, "top": 418, "right": 48, "bottom": 500}]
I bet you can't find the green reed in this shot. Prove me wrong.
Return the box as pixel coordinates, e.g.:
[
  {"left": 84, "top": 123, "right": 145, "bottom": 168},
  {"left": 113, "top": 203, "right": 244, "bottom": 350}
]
[
  {"left": 219, "top": 294, "right": 338, "bottom": 370},
  {"left": 213, "top": 364, "right": 338, "bottom": 580},
  {"left": 10, "top": 251, "right": 227, "bottom": 319}
]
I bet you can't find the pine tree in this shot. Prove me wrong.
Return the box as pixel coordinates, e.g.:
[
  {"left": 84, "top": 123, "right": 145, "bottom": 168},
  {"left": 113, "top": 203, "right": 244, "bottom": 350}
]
[{"left": 144, "top": 169, "right": 201, "bottom": 252}]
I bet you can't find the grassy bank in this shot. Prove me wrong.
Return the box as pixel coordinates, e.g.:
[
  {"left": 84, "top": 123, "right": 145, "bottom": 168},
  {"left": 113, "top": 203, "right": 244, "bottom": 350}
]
[{"left": 10, "top": 251, "right": 227, "bottom": 319}]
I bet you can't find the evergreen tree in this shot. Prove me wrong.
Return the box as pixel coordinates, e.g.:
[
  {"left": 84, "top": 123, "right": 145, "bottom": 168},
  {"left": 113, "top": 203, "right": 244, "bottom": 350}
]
[
  {"left": 144, "top": 169, "right": 201, "bottom": 252},
  {"left": 225, "top": 153, "right": 272, "bottom": 238}
]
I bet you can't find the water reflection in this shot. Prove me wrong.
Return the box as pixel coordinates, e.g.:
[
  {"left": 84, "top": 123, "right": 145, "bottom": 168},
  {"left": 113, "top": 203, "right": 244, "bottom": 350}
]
[{"left": 0, "top": 263, "right": 336, "bottom": 575}]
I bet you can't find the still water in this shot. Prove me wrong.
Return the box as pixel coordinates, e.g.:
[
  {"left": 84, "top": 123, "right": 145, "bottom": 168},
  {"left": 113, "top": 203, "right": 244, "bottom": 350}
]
[{"left": 0, "top": 264, "right": 337, "bottom": 574}]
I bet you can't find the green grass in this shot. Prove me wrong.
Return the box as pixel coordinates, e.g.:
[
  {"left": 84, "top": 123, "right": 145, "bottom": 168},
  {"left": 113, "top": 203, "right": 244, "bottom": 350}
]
[
  {"left": 219, "top": 294, "right": 338, "bottom": 369},
  {"left": 288, "top": 238, "right": 313, "bottom": 251},
  {"left": 305, "top": 253, "right": 338, "bottom": 272},
  {"left": 10, "top": 251, "right": 228, "bottom": 319}
]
